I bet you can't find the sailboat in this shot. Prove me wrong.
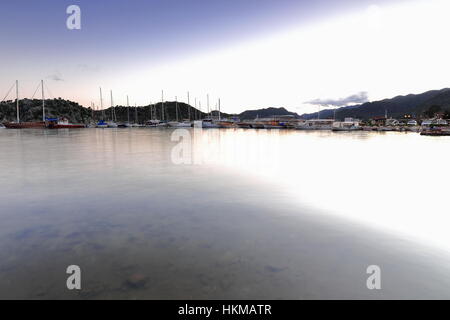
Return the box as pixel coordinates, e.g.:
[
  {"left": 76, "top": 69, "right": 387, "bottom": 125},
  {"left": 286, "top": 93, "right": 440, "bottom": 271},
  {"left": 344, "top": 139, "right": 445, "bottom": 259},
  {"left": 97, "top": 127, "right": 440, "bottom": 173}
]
[
  {"left": 107, "top": 90, "right": 118, "bottom": 128},
  {"left": 4, "top": 80, "right": 46, "bottom": 128},
  {"left": 156, "top": 90, "right": 169, "bottom": 127},
  {"left": 118, "top": 95, "right": 132, "bottom": 127},
  {"left": 168, "top": 96, "right": 191, "bottom": 127},
  {"left": 199, "top": 94, "right": 219, "bottom": 128},
  {"left": 131, "top": 103, "right": 143, "bottom": 127},
  {"left": 96, "top": 87, "right": 108, "bottom": 128}
]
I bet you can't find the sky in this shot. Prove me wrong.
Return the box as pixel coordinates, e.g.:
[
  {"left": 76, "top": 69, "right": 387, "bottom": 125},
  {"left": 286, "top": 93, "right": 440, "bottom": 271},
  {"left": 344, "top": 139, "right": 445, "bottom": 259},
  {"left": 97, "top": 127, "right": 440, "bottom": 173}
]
[{"left": 1, "top": 0, "right": 449, "bottom": 114}]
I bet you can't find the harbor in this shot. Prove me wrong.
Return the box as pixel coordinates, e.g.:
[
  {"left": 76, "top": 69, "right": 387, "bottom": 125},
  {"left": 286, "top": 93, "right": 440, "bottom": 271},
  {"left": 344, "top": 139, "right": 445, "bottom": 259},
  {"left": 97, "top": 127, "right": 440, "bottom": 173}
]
[{"left": 1, "top": 80, "right": 449, "bottom": 136}]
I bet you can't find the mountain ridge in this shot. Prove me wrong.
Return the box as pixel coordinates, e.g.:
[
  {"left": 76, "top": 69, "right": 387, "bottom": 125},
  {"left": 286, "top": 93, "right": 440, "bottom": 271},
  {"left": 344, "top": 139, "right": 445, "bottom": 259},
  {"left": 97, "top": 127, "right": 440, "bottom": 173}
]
[{"left": 300, "top": 88, "right": 450, "bottom": 120}]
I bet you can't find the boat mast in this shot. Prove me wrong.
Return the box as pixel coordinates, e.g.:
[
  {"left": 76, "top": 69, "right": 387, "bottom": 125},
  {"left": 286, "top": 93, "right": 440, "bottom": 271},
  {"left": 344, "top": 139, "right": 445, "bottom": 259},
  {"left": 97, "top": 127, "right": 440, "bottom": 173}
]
[
  {"left": 127, "top": 95, "right": 130, "bottom": 124},
  {"left": 161, "top": 90, "right": 164, "bottom": 121},
  {"left": 100, "top": 87, "right": 104, "bottom": 121},
  {"left": 135, "top": 103, "right": 138, "bottom": 124},
  {"left": 175, "top": 96, "right": 179, "bottom": 122},
  {"left": 41, "top": 80, "right": 45, "bottom": 122},
  {"left": 16, "top": 80, "right": 19, "bottom": 123},
  {"left": 150, "top": 101, "right": 154, "bottom": 120},
  {"left": 218, "top": 98, "right": 221, "bottom": 121},
  {"left": 194, "top": 98, "right": 197, "bottom": 120},
  {"left": 207, "top": 94, "right": 210, "bottom": 119},
  {"left": 110, "top": 90, "right": 115, "bottom": 122},
  {"left": 187, "top": 92, "right": 190, "bottom": 121}
]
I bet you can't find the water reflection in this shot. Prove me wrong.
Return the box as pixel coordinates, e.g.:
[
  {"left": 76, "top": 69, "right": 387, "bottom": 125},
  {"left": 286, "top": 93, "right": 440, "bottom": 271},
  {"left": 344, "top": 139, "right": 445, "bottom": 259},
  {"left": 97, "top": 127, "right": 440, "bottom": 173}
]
[{"left": 0, "top": 128, "right": 449, "bottom": 299}]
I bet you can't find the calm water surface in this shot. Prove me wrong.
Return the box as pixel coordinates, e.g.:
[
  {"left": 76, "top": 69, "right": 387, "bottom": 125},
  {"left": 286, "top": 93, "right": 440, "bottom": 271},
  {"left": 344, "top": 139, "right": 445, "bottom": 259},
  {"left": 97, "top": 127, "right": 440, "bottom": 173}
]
[{"left": 0, "top": 128, "right": 449, "bottom": 299}]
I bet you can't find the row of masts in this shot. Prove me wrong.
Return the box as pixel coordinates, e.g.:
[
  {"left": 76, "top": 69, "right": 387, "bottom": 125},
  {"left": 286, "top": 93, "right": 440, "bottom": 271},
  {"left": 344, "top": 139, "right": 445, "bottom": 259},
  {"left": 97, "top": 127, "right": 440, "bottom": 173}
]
[
  {"left": 95, "top": 88, "right": 222, "bottom": 123},
  {"left": 3, "top": 80, "right": 223, "bottom": 124}
]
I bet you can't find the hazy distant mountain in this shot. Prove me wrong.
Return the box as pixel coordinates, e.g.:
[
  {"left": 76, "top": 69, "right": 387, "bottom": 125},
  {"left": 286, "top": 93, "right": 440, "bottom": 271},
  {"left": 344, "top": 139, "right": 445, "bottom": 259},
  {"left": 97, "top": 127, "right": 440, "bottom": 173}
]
[
  {"left": 301, "top": 88, "right": 450, "bottom": 120},
  {"left": 238, "top": 107, "right": 300, "bottom": 120}
]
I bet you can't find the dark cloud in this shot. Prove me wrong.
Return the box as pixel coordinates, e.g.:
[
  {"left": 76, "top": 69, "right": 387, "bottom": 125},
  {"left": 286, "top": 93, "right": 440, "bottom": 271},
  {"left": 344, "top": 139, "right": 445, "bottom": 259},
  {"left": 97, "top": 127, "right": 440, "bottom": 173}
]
[
  {"left": 47, "top": 72, "right": 64, "bottom": 82},
  {"left": 306, "top": 91, "right": 369, "bottom": 107},
  {"left": 77, "top": 64, "right": 100, "bottom": 72}
]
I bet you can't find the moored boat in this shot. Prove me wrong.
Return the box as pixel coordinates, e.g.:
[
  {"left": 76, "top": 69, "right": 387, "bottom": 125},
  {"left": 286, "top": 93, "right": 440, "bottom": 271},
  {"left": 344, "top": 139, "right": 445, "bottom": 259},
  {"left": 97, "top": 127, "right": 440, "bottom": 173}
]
[
  {"left": 96, "top": 120, "right": 108, "bottom": 128},
  {"left": 46, "top": 118, "right": 85, "bottom": 129},
  {"left": 3, "top": 80, "right": 46, "bottom": 129},
  {"left": 4, "top": 121, "right": 45, "bottom": 129},
  {"left": 332, "top": 118, "right": 362, "bottom": 131},
  {"left": 201, "top": 119, "right": 220, "bottom": 128},
  {"left": 420, "top": 127, "right": 450, "bottom": 136}
]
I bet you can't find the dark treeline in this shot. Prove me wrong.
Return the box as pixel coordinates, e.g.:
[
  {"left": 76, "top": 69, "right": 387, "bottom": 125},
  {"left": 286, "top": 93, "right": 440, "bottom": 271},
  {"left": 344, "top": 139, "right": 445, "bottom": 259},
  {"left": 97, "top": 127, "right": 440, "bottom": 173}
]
[{"left": 0, "top": 99, "right": 223, "bottom": 124}]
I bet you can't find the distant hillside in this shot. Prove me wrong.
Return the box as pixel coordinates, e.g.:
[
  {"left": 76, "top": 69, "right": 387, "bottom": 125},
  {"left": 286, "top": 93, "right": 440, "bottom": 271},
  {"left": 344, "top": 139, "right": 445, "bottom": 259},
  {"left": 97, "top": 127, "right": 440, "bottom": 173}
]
[
  {"left": 0, "top": 99, "right": 207, "bottom": 123},
  {"left": 0, "top": 98, "right": 91, "bottom": 123},
  {"left": 238, "top": 107, "right": 300, "bottom": 120},
  {"left": 301, "top": 88, "right": 450, "bottom": 120}
]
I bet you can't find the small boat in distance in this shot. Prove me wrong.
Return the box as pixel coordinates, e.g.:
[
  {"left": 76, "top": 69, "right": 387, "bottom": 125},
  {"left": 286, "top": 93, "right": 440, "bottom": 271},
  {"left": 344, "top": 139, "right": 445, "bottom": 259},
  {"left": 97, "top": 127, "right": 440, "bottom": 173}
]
[
  {"left": 296, "top": 119, "right": 334, "bottom": 130},
  {"left": 420, "top": 127, "right": 450, "bottom": 136},
  {"left": 332, "top": 118, "right": 362, "bottom": 131},
  {"left": 145, "top": 120, "right": 161, "bottom": 127},
  {"left": 46, "top": 117, "right": 85, "bottom": 129},
  {"left": 96, "top": 120, "right": 108, "bottom": 128},
  {"left": 201, "top": 118, "right": 220, "bottom": 128}
]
